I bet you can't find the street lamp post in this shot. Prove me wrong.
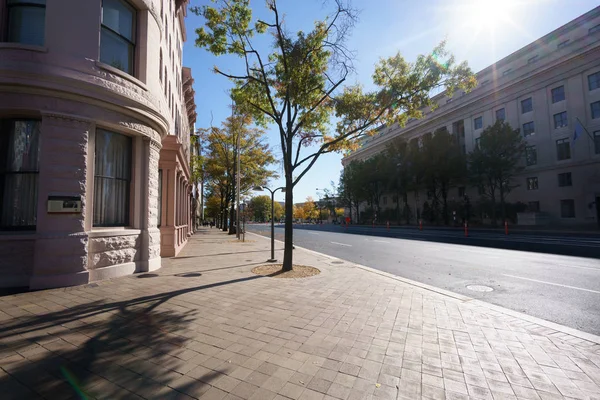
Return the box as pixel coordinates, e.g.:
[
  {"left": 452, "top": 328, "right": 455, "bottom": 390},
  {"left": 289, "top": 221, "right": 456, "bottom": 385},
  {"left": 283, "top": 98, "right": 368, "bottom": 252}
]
[{"left": 254, "top": 185, "right": 285, "bottom": 262}]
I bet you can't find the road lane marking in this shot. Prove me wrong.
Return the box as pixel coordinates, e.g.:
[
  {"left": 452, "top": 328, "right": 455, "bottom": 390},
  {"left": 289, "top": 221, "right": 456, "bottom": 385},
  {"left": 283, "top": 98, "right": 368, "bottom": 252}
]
[
  {"left": 372, "top": 240, "right": 390, "bottom": 243},
  {"left": 503, "top": 274, "right": 600, "bottom": 294},
  {"left": 308, "top": 232, "right": 320, "bottom": 235},
  {"left": 331, "top": 242, "right": 352, "bottom": 247}
]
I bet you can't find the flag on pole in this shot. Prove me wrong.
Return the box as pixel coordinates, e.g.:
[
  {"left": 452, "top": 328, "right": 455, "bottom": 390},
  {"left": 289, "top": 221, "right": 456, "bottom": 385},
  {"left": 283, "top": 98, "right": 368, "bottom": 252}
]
[{"left": 573, "top": 118, "right": 584, "bottom": 144}]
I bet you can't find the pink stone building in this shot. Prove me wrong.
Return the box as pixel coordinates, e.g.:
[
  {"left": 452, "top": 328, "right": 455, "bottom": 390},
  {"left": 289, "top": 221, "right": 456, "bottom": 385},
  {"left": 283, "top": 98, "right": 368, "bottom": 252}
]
[{"left": 0, "top": 0, "right": 197, "bottom": 289}]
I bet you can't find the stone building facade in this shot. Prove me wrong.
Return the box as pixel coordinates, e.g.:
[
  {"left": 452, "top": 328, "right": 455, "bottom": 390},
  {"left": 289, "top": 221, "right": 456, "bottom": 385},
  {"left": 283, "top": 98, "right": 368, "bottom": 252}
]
[
  {"left": 0, "top": 0, "right": 196, "bottom": 289},
  {"left": 343, "top": 6, "right": 600, "bottom": 227}
]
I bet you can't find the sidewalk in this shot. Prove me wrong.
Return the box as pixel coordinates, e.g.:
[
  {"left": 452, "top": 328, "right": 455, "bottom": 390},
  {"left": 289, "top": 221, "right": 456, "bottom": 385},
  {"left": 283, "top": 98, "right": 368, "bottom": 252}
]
[{"left": 0, "top": 229, "right": 599, "bottom": 400}]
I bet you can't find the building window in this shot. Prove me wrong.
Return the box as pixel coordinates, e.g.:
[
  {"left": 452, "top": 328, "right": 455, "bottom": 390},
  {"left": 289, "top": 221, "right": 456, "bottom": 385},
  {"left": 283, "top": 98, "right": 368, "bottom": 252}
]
[
  {"left": 157, "top": 169, "right": 162, "bottom": 227},
  {"left": 473, "top": 116, "right": 482, "bottom": 130},
  {"left": 523, "top": 121, "right": 535, "bottom": 137},
  {"left": 551, "top": 86, "right": 565, "bottom": 103},
  {"left": 592, "top": 101, "right": 600, "bottom": 119},
  {"left": 100, "top": 0, "right": 136, "bottom": 75},
  {"left": 553, "top": 111, "right": 568, "bottom": 129},
  {"left": 590, "top": 24, "right": 600, "bottom": 34},
  {"left": 94, "top": 129, "right": 132, "bottom": 226},
  {"left": 557, "top": 39, "right": 569, "bottom": 49},
  {"left": 521, "top": 98, "right": 533, "bottom": 113},
  {"left": 556, "top": 138, "right": 571, "bottom": 161},
  {"left": 525, "top": 145, "right": 537, "bottom": 166},
  {"left": 526, "top": 177, "right": 538, "bottom": 191},
  {"left": 527, "top": 55, "right": 539, "bottom": 64},
  {"left": 527, "top": 201, "right": 540, "bottom": 212},
  {"left": 594, "top": 131, "right": 600, "bottom": 154},
  {"left": 475, "top": 137, "right": 481, "bottom": 148},
  {"left": 560, "top": 199, "right": 575, "bottom": 218},
  {"left": 496, "top": 108, "right": 505, "bottom": 121},
  {"left": 159, "top": 49, "right": 163, "bottom": 83},
  {"left": 588, "top": 72, "right": 600, "bottom": 91},
  {"left": 164, "top": 67, "right": 168, "bottom": 96},
  {"left": 503, "top": 69, "right": 512, "bottom": 76},
  {"left": 6, "top": 0, "right": 46, "bottom": 46},
  {"left": 558, "top": 172, "right": 572, "bottom": 187},
  {"left": 0, "top": 119, "right": 41, "bottom": 230}
]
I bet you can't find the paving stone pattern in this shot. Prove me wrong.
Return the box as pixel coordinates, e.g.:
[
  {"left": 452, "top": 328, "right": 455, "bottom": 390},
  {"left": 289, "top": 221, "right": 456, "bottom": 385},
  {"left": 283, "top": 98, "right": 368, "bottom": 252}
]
[{"left": 1, "top": 228, "right": 600, "bottom": 399}]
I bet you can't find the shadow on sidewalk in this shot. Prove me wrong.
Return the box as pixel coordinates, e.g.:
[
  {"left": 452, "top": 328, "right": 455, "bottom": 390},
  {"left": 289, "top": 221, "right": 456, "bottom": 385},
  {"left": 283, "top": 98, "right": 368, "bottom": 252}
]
[
  {"left": 173, "top": 249, "right": 283, "bottom": 259},
  {"left": 0, "top": 274, "right": 263, "bottom": 398}
]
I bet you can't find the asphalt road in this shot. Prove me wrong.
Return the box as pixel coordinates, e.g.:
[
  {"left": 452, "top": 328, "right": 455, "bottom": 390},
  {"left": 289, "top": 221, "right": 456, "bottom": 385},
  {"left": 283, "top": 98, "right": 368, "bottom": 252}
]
[{"left": 247, "top": 224, "right": 600, "bottom": 336}]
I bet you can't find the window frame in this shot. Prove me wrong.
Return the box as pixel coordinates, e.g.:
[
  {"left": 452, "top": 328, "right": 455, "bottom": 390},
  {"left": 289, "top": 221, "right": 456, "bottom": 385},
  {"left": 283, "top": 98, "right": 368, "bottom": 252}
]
[
  {"left": 553, "top": 111, "right": 568, "bottom": 129},
  {"left": 560, "top": 199, "right": 575, "bottom": 218},
  {"left": 5, "top": 0, "right": 47, "bottom": 46},
  {"left": 93, "top": 129, "right": 133, "bottom": 227},
  {"left": 588, "top": 71, "right": 600, "bottom": 91},
  {"left": 100, "top": 0, "right": 137, "bottom": 76},
  {"left": 526, "top": 177, "right": 538, "bottom": 191},
  {"left": 556, "top": 138, "right": 571, "bottom": 161},
  {"left": 591, "top": 101, "right": 600, "bottom": 119},
  {"left": 557, "top": 172, "right": 572, "bottom": 187},
  {"left": 551, "top": 86, "right": 565, "bottom": 103},
  {"left": 495, "top": 108, "right": 505, "bottom": 121},
  {"left": 523, "top": 121, "right": 535, "bottom": 137},
  {"left": 0, "top": 118, "right": 41, "bottom": 231},
  {"left": 594, "top": 130, "right": 600, "bottom": 155},
  {"left": 525, "top": 145, "right": 537, "bottom": 166},
  {"left": 521, "top": 97, "right": 533, "bottom": 114}
]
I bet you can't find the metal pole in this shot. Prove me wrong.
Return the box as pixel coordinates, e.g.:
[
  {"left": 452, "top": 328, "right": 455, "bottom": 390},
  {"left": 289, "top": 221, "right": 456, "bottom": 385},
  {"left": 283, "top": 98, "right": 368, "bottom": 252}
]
[{"left": 269, "top": 189, "right": 276, "bottom": 262}]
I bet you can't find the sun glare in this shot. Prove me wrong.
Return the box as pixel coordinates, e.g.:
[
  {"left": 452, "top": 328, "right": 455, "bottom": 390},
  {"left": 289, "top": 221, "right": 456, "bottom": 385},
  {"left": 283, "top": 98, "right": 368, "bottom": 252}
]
[{"left": 462, "top": 0, "right": 516, "bottom": 33}]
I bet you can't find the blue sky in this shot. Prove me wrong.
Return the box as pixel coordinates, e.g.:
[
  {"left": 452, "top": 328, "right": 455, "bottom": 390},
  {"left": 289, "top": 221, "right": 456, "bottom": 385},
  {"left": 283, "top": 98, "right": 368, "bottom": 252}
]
[{"left": 183, "top": 0, "right": 599, "bottom": 203}]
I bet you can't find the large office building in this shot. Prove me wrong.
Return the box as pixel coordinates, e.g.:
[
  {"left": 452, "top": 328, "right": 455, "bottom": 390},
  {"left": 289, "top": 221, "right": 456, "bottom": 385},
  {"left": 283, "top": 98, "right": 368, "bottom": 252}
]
[
  {"left": 0, "top": 0, "right": 197, "bottom": 289},
  {"left": 343, "top": 6, "right": 600, "bottom": 227}
]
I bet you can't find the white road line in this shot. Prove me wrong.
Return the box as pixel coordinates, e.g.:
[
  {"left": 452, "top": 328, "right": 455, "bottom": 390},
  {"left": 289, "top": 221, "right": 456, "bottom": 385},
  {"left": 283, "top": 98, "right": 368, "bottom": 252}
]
[
  {"left": 308, "top": 232, "right": 320, "bottom": 235},
  {"left": 503, "top": 274, "right": 600, "bottom": 294},
  {"left": 372, "top": 240, "right": 390, "bottom": 244},
  {"left": 331, "top": 242, "right": 352, "bottom": 247}
]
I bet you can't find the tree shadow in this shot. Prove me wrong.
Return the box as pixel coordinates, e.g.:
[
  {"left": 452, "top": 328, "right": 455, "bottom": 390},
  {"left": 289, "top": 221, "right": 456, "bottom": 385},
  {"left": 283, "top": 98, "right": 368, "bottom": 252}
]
[{"left": 0, "top": 275, "right": 264, "bottom": 399}]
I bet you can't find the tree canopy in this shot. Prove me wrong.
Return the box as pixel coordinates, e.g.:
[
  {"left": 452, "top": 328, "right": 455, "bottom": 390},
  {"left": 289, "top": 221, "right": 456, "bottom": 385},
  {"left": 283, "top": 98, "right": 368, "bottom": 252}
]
[{"left": 192, "top": 0, "right": 476, "bottom": 270}]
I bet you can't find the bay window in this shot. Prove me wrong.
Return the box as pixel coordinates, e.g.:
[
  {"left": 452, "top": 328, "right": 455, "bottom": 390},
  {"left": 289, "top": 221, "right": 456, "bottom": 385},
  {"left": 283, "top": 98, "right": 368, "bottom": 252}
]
[
  {"left": 100, "top": 0, "right": 136, "bottom": 75},
  {"left": 94, "top": 129, "right": 131, "bottom": 226},
  {"left": 5, "top": 0, "right": 46, "bottom": 46}
]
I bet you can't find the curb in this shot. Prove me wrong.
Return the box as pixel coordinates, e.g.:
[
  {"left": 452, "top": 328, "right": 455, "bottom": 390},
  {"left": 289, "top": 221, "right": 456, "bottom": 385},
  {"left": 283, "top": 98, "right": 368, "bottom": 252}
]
[{"left": 247, "top": 231, "right": 600, "bottom": 345}]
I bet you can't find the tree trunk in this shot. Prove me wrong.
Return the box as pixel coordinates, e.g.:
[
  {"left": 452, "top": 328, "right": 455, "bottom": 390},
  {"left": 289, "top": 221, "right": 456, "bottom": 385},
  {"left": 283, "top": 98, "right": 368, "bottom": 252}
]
[
  {"left": 490, "top": 186, "right": 497, "bottom": 227},
  {"left": 228, "top": 202, "right": 235, "bottom": 234},
  {"left": 499, "top": 182, "right": 506, "bottom": 223},
  {"left": 283, "top": 175, "right": 294, "bottom": 272},
  {"left": 441, "top": 182, "right": 449, "bottom": 225}
]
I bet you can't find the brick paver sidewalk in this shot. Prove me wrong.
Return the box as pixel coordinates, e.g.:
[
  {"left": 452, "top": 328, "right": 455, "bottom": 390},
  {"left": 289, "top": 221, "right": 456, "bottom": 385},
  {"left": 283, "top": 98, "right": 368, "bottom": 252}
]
[{"left": 1, "top": 228, "right": 600, "bottom": 400}]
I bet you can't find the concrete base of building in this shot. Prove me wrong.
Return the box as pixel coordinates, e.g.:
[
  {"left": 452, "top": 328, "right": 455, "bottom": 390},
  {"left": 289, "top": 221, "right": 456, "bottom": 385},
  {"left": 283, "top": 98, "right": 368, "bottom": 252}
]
[
  {"left": 29, "top": 270, "right": 90, "bottom": 290},
  {"left": 89, "top": 262, "right": 137, "bottom": 282}
]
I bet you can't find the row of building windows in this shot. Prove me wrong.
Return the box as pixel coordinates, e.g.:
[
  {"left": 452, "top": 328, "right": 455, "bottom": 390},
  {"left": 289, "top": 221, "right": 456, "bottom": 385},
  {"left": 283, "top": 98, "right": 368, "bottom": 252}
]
[
  {"left": 526, "top": 172, "right": 572, "bottom": 192},
  {"left": 471, "top": 72, "right": 600, "bottom": 131},
  {"left": 527, "top": 199, "right": 576, "bottom": 218},
  {"left": 0, "top": 118, "right": 133, "bottom": 230}
]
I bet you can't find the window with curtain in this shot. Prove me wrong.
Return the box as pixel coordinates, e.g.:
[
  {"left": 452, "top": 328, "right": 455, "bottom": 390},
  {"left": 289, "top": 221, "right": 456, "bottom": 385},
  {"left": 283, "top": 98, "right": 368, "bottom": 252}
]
[
  {"left": 94, "top": 129, "right": 131, "bottom": 226},
  {"left": 100, "top": 0, "right": 136, "bottom": 75},
  {"left": 0, "top": 119, "right": 41, "bottom": 230},
  {"left": 6, "top": 0, "right": 46, "bottom": 46}
]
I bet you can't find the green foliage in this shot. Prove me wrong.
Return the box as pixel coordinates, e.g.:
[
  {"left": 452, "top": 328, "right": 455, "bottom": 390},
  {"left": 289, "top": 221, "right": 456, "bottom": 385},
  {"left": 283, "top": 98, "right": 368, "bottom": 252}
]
[
  {"left": 469, "top": 120, "right": 526, "bottom": 224},
  {"left": 202, "top": 113, "right": 277, "bottom": 230},
  {"left": 192, "top": 0, "right": 475, "bottom": 267},
  {"left": 247, "top": 195, "right": 283, "bottom": 222}
]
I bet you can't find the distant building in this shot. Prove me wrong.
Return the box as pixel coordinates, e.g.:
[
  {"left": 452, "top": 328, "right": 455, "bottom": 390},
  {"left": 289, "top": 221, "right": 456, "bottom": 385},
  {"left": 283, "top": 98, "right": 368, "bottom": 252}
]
[
  {"left": 343, "top": 6, "right": 600, "bottom": 227},
  {"left": 0, "top": 0, "right": 197, "bottom": 289}
]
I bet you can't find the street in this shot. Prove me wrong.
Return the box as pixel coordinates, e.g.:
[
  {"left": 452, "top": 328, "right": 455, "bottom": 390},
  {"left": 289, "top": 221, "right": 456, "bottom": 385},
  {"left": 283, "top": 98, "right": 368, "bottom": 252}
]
[{"left": 248, "top": 224, "right": 600, "bottom": 336}]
